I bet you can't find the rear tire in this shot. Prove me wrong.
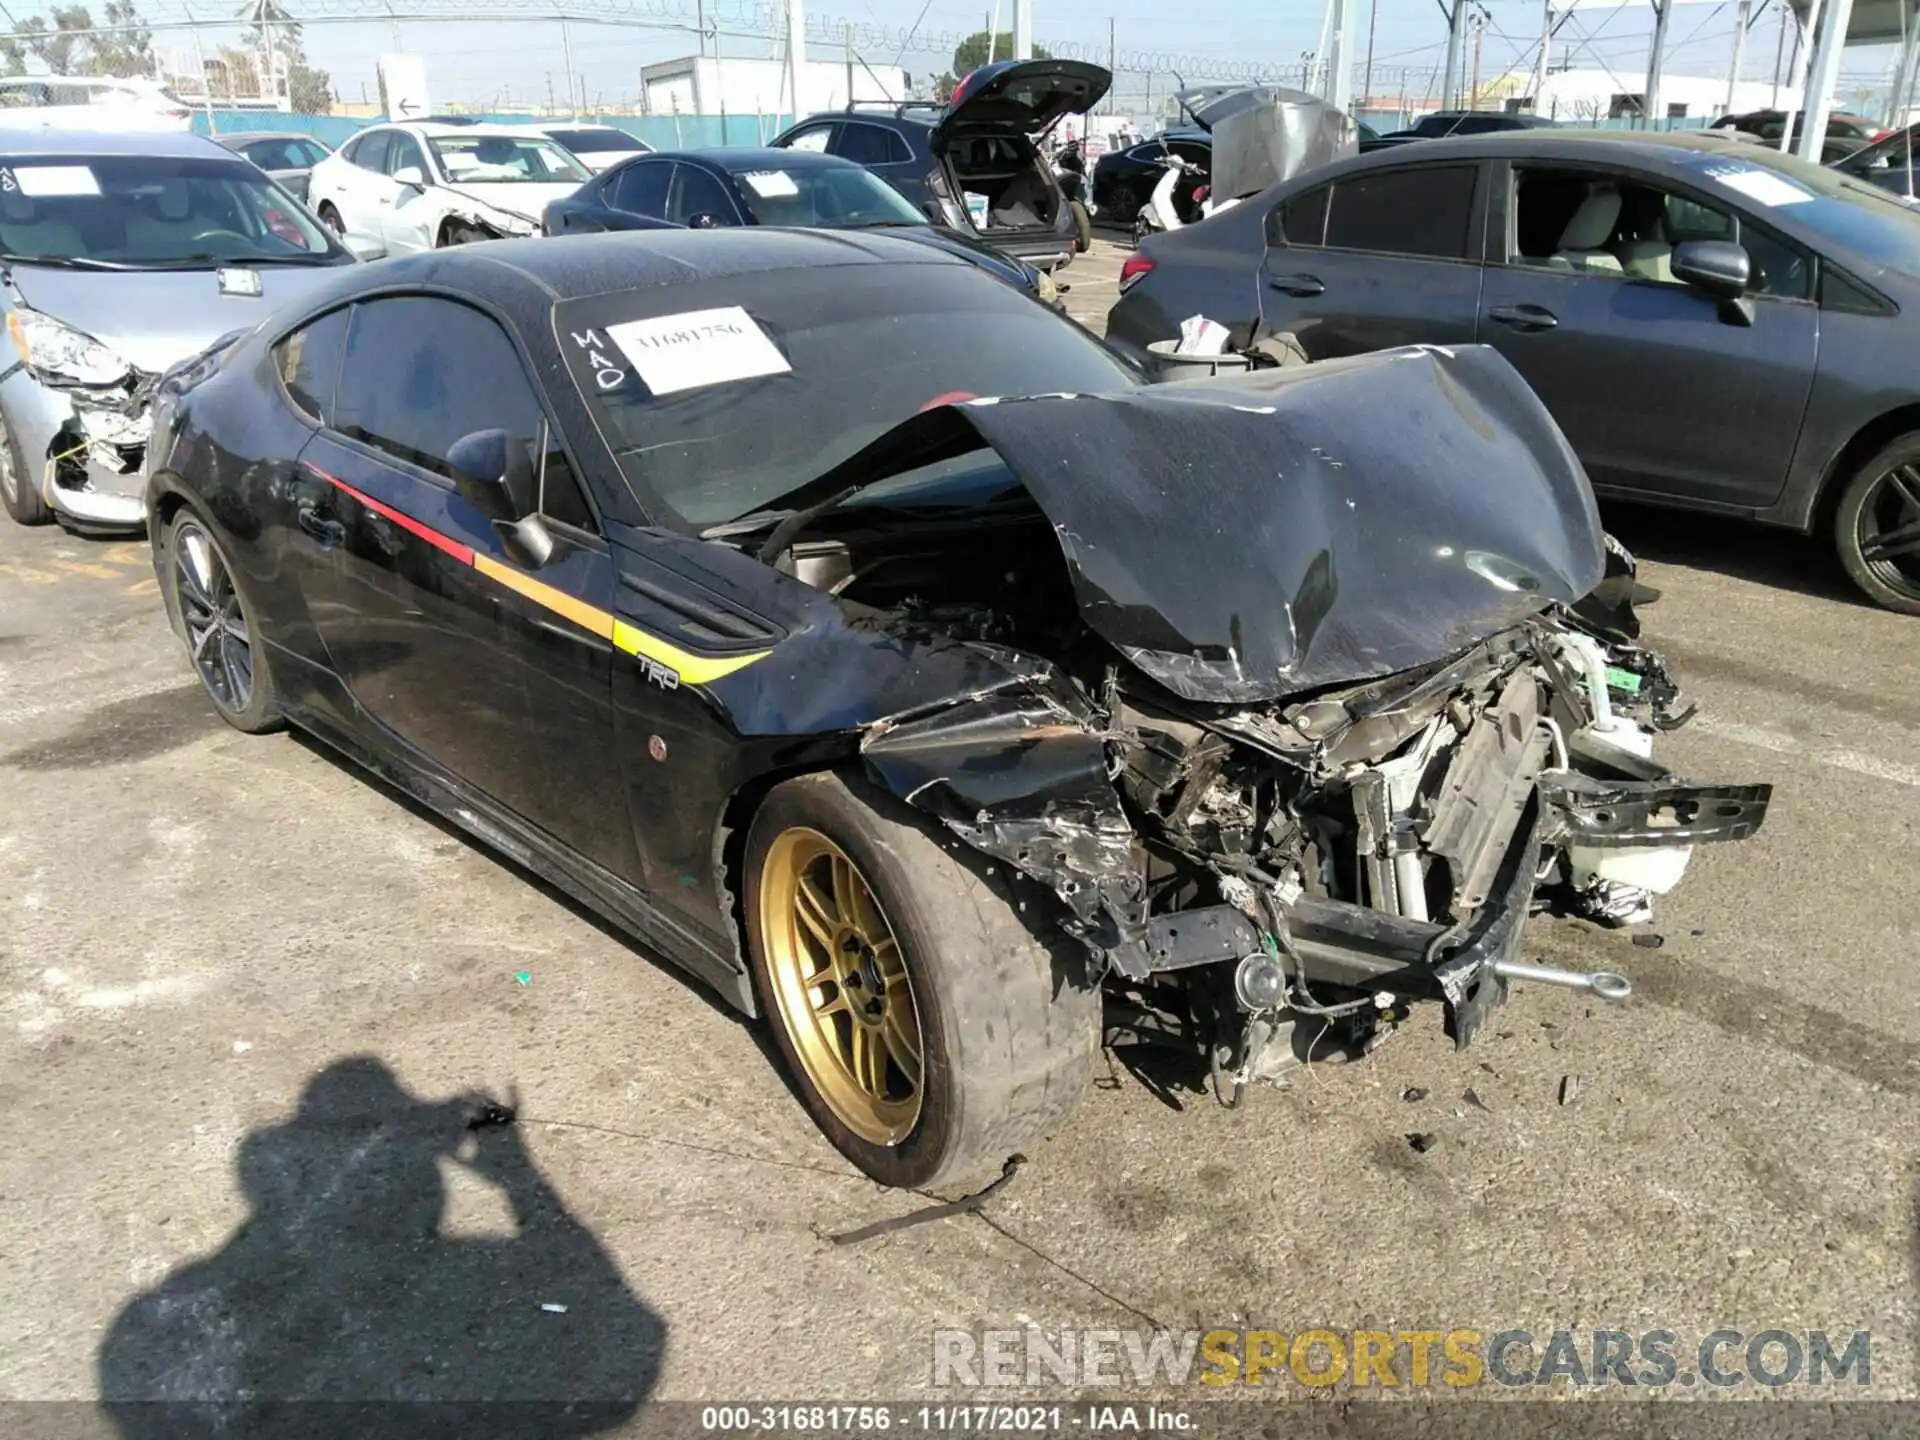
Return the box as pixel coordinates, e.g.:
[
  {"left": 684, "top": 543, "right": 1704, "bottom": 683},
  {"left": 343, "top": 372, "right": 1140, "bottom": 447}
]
[
  {"left": 1069, "top": 199, "right": 1093, "bottom": 253},
  {"left": 744, "top": 770, "right": 1096, "bottom": 1189},
  {"left": 443, "top": 222, "right": 487, "bottom": 247},
  {"left": 0, "top": 411, "right": 49, "bottom": 526},
  {"left": 1834, "top": 433, "right": 1920, "bottom": 616}
]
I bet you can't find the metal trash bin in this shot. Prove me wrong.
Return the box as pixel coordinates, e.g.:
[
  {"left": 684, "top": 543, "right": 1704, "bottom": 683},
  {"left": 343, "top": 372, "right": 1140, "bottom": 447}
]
[{"left": 1146, "top": 339, "right": 1253, "bottom": 379}]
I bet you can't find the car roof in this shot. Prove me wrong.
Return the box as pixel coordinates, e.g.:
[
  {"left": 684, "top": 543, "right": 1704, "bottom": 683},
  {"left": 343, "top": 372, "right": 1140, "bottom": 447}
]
[
  {"left": 1329, "top": 128, "right": 1763, "bottom": 169},
  {"left": 381, "top": 121, "right": 546, "bottom": 139},
  {"left": 0, "top": 128, "right": 231, "bottom": 159},
  {"left": 358, "top": 227, "right": 969, "bottom": 303},
  {"left": 671, "top": 146, "right": 854, "bottom": 172},
  {"left": 217, "top": 132, "right": 319, "bottom": 146}
]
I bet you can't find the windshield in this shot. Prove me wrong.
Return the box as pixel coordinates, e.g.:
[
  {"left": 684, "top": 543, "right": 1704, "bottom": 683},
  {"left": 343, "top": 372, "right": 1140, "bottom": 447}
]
[
  {"left": 554, "top": 260, "right": 1138, "bottom": 528},
  {"left": 732, "top": 165, "right": 926, "bottom": 227},
  {"left": 428, "top": 134, "right": 588, "bottom": 183},
  {"left": 548, "top": 129, "right": 647, "bottom": 154},
  {"left": 0, "top": 154, "right": 343, "bottom": 268},
  {"left": 1677, "top": 146, "right": 1920, "bottom": 281}
]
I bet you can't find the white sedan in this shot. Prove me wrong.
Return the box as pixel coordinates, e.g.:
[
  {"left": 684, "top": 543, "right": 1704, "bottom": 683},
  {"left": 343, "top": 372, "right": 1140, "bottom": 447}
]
[{"left": 306, "top": 121, "right": 590, "bottom": 253}]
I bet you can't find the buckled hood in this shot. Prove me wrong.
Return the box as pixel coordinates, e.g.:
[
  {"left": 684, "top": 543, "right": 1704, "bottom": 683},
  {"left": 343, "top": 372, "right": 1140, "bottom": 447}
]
[{"left": 809, "top": 343, "right": 1605, "bottom": 704}]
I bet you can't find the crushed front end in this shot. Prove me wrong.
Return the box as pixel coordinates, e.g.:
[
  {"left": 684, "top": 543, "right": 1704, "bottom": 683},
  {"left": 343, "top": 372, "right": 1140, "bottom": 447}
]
[{"left": 829, "top": 347, "right": 1771, "bottom": 1095}]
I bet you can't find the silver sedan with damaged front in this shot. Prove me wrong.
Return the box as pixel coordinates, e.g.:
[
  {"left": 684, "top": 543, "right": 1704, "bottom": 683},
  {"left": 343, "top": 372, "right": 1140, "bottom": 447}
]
[{"left": 0, "top": 130, "right": 367, "bottom": 533}]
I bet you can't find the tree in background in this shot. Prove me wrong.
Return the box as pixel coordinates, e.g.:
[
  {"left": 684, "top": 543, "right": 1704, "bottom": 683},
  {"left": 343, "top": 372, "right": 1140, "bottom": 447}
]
[
  {"left": 0, "top": 1, "right": 154, "bottom": 77},
  {"left": 934, "top": 31, "right": 1052, "bottom": 100},
  {"left": 239, "top": 0, "right": 331, "bottom": 113}
]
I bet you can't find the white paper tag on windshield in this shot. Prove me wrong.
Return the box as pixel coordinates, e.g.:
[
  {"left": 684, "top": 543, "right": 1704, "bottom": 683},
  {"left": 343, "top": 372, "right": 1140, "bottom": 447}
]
[
  {"left": 739, "top": 170, "right": 798, "bottom": 198},
  {"left": 10, "top": 165, "right": 99, "bottom": 197},
  {"left": 1707, "top": 167, "right": 1811, "bottom": 207},
  {"left": 607, "top": 306, "right": 791, "bottom": 396}
]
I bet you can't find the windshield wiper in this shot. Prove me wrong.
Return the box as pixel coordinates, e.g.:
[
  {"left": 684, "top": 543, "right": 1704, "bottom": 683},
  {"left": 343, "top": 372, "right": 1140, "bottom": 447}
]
[{"left": 0, "top": 253, "right": 136, "bottom": 270}]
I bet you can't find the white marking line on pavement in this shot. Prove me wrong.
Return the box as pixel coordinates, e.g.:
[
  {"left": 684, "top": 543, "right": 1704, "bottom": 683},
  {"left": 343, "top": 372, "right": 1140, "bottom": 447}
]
[
  {"left": 1693, "top": 714, "right": 1920, "bottom": 790},
  {"left": 0, "top": 674, "right": 184, "bottom": 728}
]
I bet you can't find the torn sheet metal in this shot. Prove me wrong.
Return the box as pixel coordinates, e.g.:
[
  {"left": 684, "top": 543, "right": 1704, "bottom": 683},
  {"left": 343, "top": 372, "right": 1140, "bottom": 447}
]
[{"left": 858, "top": 685, "right": 1144, "bottom": 949}]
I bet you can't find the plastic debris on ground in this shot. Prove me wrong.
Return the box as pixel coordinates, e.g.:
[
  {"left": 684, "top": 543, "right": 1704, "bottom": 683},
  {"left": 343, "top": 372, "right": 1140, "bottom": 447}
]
[{"left": 514, "top": 970, "right": 532, "bottom": 985}]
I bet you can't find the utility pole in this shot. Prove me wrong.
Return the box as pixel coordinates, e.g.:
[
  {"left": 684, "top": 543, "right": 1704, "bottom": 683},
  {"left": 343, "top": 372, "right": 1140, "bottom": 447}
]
[
  {"left": 1533, "top": 1, "right": 1551, "bottom": 107},
  {"left": 1363, "top": 0, "right": 1379, "bottom": 108},
  {"left": 1796, "top": 0, "right": 1856, "bottom": 161},
  {"left": 1772, "top": 0, "right": 1787, "bottom": 104},
  {"left": 1327, "top": 0, "right": 1354, "bottom": 111},
  {"left": 1013, "top": 0, "right": 1032, "bottom": 60},
  {"left": 1108, "top": 17, "right": 1116, "bottom": 114},
  {"left": 786, "top": 0, "right": 807, "bottom": 125},
  {"left": 697, "top": 0, "right": 706, "bottom": 57},
  {"left": 1644, "top": 0, "right": 1672, "bottom": 128},
  {"left": 1468, "top": 12, "right": 1484, "bottom": 110},
  {"left": 560, "top": 16, "right": 577, "bottom": 121},
  {"left": 1725, "top": 0, "right": 1750, "bottom": 113},
  {"left": 1780, "top": 0, "right": 1820, "bottom": 150},
  {"left": 1440, "top": 0, "right": 1468, "bottom": 111}
]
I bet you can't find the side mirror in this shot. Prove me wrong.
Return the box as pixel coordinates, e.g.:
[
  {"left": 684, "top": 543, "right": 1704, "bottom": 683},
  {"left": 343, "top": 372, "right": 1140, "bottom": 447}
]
[
  {"left": 392, "top": 165, "right": 427, "bottom": 189},
  {"left": 1671, "top": 239, "right": 1750, "bottom": 298},
  {"left": 447, "top": 428, "right": 538, "bottom": 521},
  {"left": 686, "top": 211, "right": 724, "bottom": 229},
  {"left": 1671, "top": 239, "right": 1754, "bottom": 327},
  {"left": 340, "top": 231, "right": 386, "bottom": 261}
]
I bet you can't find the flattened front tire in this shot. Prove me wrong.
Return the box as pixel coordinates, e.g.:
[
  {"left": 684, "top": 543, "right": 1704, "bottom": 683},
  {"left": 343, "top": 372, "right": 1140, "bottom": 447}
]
[
  {"left": 0, "top": 410, "right": 49, "bottom": 525},
  {"left": 744, "top": 771, "right": 1096, "bottom": 1189}
]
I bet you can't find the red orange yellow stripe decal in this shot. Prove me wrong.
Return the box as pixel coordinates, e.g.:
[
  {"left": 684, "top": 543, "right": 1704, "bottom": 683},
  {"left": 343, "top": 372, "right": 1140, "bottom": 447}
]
[{"left": 302, "top": 462, "right": 771, "bottom": 684}]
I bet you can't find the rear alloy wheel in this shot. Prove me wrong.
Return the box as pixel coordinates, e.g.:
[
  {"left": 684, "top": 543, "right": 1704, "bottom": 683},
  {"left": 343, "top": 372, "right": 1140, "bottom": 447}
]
[
  {"left": 164, "top": 512, "right": 283, "bottom": 733},
  {"left": 1069, "top": 199, "right": 1093, "bottom": 252},
  {"left": 0, "top": 411, "right": 49, "bottom": 525},
  {"left": 744, "top": 771, "right": 1096, "bottom": 1189},
  {"left": 1835, "top": 436, "right": 1920, "bottom": 615},
  {"left": 316, "top": 201, "right": 345, "bottom": 234}
]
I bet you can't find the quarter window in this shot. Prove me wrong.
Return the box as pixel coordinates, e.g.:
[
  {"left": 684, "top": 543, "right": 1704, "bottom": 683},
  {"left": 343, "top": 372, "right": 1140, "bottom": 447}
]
[
  {"left": 1272, "top": 185, "right": 1329, "bottom": 246},
  {"left": 1323, "top": 166, "right": 1477, "bottom": 259},
  {"left": 329, "top": 297, "right": 595, "bottom": 530},
  {"left": 274, "top": 307, "right": 350, "bottom": 423}
]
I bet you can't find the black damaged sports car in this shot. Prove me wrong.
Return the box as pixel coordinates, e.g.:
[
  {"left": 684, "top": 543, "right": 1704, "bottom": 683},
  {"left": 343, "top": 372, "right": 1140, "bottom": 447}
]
[{"left": 144, "top": 230, "right": 1771, "bottom": 1188}]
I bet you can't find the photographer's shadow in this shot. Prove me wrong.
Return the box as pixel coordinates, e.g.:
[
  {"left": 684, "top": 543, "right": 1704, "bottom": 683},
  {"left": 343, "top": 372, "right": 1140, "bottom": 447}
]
[{"left": 99, "top": 1057, "right": 664, "bottom": 1438}]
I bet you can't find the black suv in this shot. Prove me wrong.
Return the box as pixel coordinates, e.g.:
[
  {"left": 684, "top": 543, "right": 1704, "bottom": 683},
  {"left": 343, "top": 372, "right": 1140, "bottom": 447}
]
[{"left": 770, "top": 58, "right": 1110, "bottom": 272}]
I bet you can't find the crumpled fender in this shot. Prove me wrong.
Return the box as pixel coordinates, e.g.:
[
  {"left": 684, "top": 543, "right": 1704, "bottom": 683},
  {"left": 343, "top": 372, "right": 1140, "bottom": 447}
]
[{"left": 857, "top": 683, "right": 1145, "bottom": 952}]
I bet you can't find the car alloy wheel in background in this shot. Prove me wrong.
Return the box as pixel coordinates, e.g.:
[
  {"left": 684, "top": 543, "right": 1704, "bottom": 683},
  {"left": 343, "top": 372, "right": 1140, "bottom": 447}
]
[{"left": 758, "top": 826, "right": 924, "bottom": 1146}]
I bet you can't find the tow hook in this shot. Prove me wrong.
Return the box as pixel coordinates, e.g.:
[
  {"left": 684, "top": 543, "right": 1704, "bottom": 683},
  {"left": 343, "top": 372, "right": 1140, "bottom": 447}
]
[{"left": 1490, "top": 958, "right": 1632, "bottom": 1001}]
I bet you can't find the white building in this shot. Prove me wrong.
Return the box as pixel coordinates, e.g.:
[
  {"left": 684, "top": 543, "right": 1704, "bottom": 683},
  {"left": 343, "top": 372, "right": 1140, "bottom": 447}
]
[
  {"left": 640, "top": 55, "right": 908, "bottom": 118},
  {"left": 1525, "top": 67, "right": 1802, "bottom": 123}
]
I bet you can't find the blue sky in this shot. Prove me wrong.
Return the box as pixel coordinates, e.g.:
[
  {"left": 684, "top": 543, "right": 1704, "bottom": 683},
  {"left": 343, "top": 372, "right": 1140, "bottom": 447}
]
[{"left": 238, "top": 0, "right": 1900, "bottom": 113}]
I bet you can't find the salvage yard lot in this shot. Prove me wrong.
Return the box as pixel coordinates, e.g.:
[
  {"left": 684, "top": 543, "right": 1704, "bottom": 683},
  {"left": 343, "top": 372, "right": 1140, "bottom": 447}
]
[{"left": 1, "top": 241, "right": 1917, "bottom": 1412}]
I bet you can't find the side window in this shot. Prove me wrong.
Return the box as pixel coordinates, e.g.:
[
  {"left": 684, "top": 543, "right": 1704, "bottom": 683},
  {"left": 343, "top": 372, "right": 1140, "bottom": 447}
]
[
  {"left": 783, "top": 124, "right": 835, "bottom": 154},
  {"left": 1269, "top": 184, "right": 1329, "bottom": 246},
  {"left": 386, "top": 134, "right": 428, "bottom": 180},
  {"left": 667, "top": 164, "right": 736, "bottom": 225},
  {"left": 353, "top": 131, "right": 392, "bottom": 174},
  {"left": 1734, "top": 219, "right": 1813, "bottom": 300},
  {"left": 835, "top": 122, "right": 905, "bottom": 165},
  {"left": 1323, "top": 166, "right": 1476, "bottom": 259},
  {"left": 1169, "top": 141, "right": 1210, "bottom": 166},
  {"left": 274, "top": 307, "right": 351, "bottom": 423},
  {"left": 338, "top": 133, "right": 361, "bottom": 164},
  {"left": 330, "top": 297, "right": 595, "bottom": 531},
  {"left": 611, "top": 160, "right": 672, "bottom": 216}
]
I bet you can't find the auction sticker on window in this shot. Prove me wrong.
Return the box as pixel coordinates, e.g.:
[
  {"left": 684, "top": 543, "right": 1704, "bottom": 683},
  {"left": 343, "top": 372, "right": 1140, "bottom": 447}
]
[
  {"left": 739, "top": 170, "right": 799, "bottom": 198},
  {"left": 1704, "top": 166, "right": 1812, "bottom": 208},
  {"left": 6, "top": 165, "right": 99, "bottom": 197},
  {"left": 606, "top": 306, "right": 791, "bottom": 396}
]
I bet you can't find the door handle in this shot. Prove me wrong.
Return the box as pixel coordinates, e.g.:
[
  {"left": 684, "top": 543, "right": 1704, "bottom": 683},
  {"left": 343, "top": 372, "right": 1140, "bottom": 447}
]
[
  {"left": 1487, "top": 303, "right": 1559, "bottom": 332},
  {"left": 1268, "top": 273, "right": 1325, "bottom": 297},
  {"left": 297, "top": 506, "right": 346, "bottom": 549}
]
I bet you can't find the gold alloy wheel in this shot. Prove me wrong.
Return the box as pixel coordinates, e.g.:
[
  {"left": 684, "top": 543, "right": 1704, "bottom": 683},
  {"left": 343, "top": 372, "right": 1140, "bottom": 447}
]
[{"left": 759, "top": 827, "right": 924, "bottom": 1145}]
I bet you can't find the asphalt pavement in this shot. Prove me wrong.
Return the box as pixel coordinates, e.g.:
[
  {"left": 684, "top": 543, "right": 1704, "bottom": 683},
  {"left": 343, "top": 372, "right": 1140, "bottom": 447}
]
[{"left": 1, "top": 240, "right": 1916, "bottom": 1417}]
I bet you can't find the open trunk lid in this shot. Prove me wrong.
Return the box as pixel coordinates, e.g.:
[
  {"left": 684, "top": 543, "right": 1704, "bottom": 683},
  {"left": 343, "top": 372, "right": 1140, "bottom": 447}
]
[{"left": 938, "top": 59, "right": 1113, "bottom": 139}]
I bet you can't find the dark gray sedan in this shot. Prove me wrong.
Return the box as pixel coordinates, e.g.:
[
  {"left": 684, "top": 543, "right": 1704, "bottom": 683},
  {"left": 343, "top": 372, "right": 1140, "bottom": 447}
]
[
  {"left": 215, "top": 131, "right": 331, "bottom": 201},
  {"left": 1108, "top": 131, "right": 1920, "bottom": 614}
]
